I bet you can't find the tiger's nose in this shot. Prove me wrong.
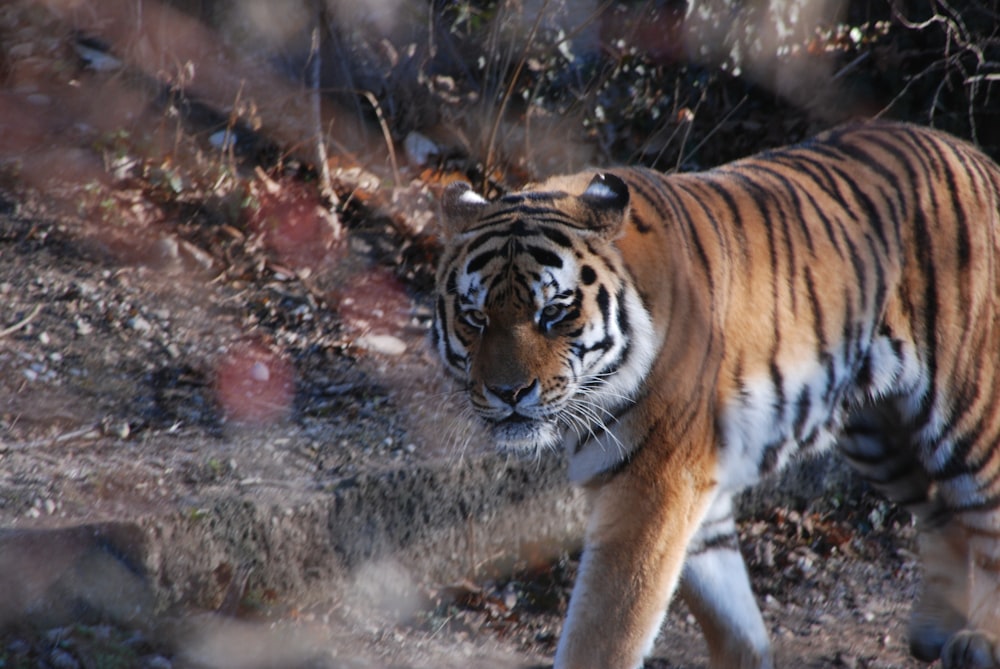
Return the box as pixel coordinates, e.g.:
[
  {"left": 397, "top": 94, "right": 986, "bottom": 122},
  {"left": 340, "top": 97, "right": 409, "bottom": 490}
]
[{"left": 486, "top": 379, "right": 539, "bottom": 407}]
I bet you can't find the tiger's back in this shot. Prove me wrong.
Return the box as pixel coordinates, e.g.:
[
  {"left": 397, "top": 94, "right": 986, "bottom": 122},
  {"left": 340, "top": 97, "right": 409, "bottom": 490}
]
[
  {"left": 623, "top": 124, "right": 1000, "bottom": 492},
  {"left": 434, "top": 122, "right": 1000, "bottom": 669}
]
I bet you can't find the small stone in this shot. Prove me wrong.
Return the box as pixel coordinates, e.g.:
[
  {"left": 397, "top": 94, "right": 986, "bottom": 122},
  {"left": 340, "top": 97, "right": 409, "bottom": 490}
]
[
  {"left": 503, "top": 589, "right": 518, "bottom": 610},
  {"left": 150, "top": 237, "right": 180, "bottom": 268},
  {"left": 761, "top": 540, "right": 776, "bottom": 568},
  {"left": 6, "top": 639, "right": 29, "bottom": 655},
  {"left": 355, "top": 334, "right": 406, "bottom": 356},
  {"left": 833, "top": 651, "right": 858, "bottom": 669},
  {"left": 403, "top": 131, "right": 439, "bottom": 167},
  {"left": 209, "top": 130, "right": 238, "bottom": 150},
  {"left": 250, "top": 361, "right": 270, "bottom": 382},
  {"left": 128, "top": 316, "right": 152, "bottom": 333},
  {"left": 49, "top": 648, "right": 80, "bottom": 669},
  {"left": 75, "top": 317, "right": 93, "bottom": 336},
  {"left": 74, "top": 42, "right": 122, "bottom": 71},
  {"left": 178, "top": 240, "right": 215, "bottom": 273}
]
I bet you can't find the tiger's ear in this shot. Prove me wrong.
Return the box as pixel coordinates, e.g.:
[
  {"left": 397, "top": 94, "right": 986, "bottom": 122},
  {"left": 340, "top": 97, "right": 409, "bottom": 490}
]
[
  {"left": 440, "top": 181, "right": 488, "bottom": 239},
  {"left": 579, "top": 173, "right": 630, "bottom": 238}
]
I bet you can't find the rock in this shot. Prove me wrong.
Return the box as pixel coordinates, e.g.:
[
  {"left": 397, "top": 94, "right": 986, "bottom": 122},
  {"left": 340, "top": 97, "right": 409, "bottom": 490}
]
[
  {"left": 127, "top": 316, "right": 152, "bottom": 334},
  {"left": 49, "top": 648, "right": 80, "bottom": 669},
  {"left": 404, "top": 131, "right": 439, "bottom": 167},
  {"left": 208, "top": 130, "right": 237, "bottom": 151},
  {"left": 74, "top": 317, "right": 94, "bottom": 336},
  {"left": 355, "top": 333, "right": 407, "bottom": 356}
]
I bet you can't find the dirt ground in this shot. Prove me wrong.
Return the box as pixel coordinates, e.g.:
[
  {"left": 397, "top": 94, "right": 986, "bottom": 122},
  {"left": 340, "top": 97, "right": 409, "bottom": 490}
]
[{"left": 0, "top": 133, "right": 933, "bottom": 669}]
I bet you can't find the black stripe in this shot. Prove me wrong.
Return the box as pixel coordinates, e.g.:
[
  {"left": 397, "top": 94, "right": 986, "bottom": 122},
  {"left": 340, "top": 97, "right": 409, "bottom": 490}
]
[
  {"left": 908, "top": 134, "right": 941, "bottom": 432},
  {"left": 803, "top": 268, "right": 828, "bottom": 351},
  {"left": 436, "top": 298, "right": 466, "bottom": 371},
  {"left": 949, "top": 493, "right": 1000, "bottom": 515},
  {"left": 702, "top": 178, "right": 751, "bottom": 263},
  {"left": 826, "top": 139, "right": 905, "bottom": 251},
  {"left": 687, "top": 532, "right": 740, "bottom": 555},
  {"left": 780, "top": 155, "right": 846, "bottom": 257},
  {"left": 539, "top": 225, "right": 573, "bottom": 247},
  {"left": 660, "top": 179, "right": 719, "bottom": 294},
  {"left": 466, "top": 251, "right": 495, "bottom": 274},
  {"left": 792, "top": 387, "right": 811, "bottom": 440},
  {"left": 760, "top": 441, "right": 783, "bottom": 476},
  {"left": 631, "top": 211, "right": 653, "bottom": 234},
  {"left": 749, "top": 162, "right": 817, "bottom": 255},
  {"left": 526, "top": 244, "right": 563, "bottom": 268},
  {"left": 932, "top": 421, "right": 986, "bottom": 480},
  {"left": 596, "top": 284, "right": 611, "bottom": 323}
]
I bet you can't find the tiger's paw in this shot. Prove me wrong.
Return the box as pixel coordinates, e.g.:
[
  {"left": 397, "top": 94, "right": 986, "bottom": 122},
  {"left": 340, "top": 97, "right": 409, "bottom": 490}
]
[
  {"left": 941, "top": 630, "right": 1000, "bottom": 669},
  {"left": 908, "top": 603, "right": 966, "bottom": 661}
]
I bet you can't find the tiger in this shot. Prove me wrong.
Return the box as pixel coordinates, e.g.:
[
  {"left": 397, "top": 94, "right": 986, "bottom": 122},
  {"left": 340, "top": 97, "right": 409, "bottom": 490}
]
[{"left": 431, "top": 120, "right": 1000, "bottom": 669}]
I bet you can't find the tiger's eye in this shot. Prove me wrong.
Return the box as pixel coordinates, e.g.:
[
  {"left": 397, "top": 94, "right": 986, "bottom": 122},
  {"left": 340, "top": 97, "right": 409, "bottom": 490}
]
[
  {"left": 461, "top": 308, "right": 487, "bottom": 328},
  {"left": 539, "top": 304, "right": 567, "bottom": 330}
]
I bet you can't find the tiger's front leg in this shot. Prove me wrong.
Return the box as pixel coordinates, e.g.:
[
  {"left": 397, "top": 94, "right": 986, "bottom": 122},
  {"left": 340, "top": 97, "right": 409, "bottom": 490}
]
[{"left": 554, "top": 449, "right": 717, "bottom": 669}]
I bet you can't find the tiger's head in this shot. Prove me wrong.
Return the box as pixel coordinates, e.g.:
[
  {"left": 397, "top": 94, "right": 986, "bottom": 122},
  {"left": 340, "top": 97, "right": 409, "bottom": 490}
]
[{"left": 432, "top": 173, "right": 656, "bottom": 460}]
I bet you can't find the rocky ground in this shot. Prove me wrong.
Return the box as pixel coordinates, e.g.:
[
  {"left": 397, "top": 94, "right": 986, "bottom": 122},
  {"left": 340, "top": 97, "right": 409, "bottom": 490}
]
[{"left": 0, "top": 122, "right": 934, "bottom": 669}]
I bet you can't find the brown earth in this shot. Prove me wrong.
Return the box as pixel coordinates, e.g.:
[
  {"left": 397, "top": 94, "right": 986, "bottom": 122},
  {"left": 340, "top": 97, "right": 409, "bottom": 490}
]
[{"left": 0, "top": 174, "right": 931, "bottom": 669}]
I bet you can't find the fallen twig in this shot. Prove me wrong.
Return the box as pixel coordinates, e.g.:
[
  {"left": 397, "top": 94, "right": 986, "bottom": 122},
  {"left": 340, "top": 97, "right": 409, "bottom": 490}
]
[{"left": 0, "top": 304, "right": 42, "bottom": 338}]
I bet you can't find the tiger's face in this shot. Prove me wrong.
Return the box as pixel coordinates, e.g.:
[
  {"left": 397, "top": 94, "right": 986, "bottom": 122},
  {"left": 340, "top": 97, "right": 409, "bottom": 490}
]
[{"left": 433, "top": 175, "right": 656, "bottom": 457}]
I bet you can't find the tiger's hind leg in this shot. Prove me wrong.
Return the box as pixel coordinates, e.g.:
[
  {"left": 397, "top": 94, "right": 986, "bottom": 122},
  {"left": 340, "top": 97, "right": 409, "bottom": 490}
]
[
  {"left": 908, "top": 513, "right": 976, "bottom": 663},
  {"left": 680, "top": 493, "right": 774, "bottom": 669},
  {"left": 839, "top": 406, "right": 969, "bottom": 663},
  {"left": 937, "top": 505, "right": 1000, "bottom": 668}
]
